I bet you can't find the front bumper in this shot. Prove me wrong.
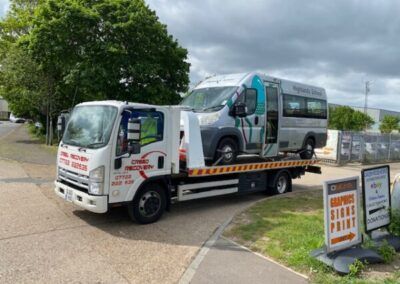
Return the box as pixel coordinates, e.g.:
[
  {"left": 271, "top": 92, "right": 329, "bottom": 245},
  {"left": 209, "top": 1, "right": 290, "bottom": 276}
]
[{"left": 54, "top": 181, "right": 108, "bottom": 213}]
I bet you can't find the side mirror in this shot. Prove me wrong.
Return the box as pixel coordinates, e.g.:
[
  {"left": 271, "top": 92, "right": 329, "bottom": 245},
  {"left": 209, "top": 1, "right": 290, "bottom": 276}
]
[
  {"left": 127, "top": 118, "right": 141, "bottom": 154},
  {"left": 234, "top": 102, "right": 247, "bottom": 117},
  {"left": 57, "top": 115, "right": 67, "bottom": 140}
]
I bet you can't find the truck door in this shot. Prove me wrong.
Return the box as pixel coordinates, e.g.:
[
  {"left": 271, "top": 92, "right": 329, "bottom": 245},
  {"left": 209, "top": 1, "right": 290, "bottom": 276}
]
[
  {"left": 109, "top": 108, "right": 168, "bottom": 203},
  {"left": 262, "top": 82, "right": 280, "bottom": 158}
]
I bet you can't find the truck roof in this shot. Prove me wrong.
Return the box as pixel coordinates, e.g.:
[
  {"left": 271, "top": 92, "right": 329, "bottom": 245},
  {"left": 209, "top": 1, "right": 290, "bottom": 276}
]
[{"left": 76, "top": 100, "right": 173, "bottom": 110}]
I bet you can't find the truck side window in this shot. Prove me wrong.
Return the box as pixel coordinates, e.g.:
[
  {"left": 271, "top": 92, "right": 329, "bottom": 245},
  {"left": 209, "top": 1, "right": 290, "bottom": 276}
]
[{"left": 134, "top": 111, "right": 164, "bottom": 146}]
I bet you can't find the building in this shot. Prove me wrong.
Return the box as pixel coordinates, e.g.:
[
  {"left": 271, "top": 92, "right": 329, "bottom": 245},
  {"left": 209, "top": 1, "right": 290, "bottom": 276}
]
[
  {"left": 0, "top": 96, "right": 10, "bottom": 120},
  {"left": 329, "top": 103, "right": 400, "bottom": 132}
]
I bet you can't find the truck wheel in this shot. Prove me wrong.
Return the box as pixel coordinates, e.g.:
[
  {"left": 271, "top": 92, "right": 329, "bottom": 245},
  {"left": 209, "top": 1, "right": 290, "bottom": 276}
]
[
  {"left": 214, "top": 137, "right": 238, "bottom": 165},
  {"left": 128, "top": 183, "right": 166, "bottom": 224},
  {"left": 300, "top": 138, "right": 315, "bottom": 159},
  {"left": 270, "top": 171, "right": 291, "bottom": 195}
]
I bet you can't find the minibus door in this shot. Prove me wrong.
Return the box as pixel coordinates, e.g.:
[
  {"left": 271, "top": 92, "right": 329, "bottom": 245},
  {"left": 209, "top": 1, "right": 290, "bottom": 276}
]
[{"left": 262, "top": 82, "right": 280, "bottom": 158}]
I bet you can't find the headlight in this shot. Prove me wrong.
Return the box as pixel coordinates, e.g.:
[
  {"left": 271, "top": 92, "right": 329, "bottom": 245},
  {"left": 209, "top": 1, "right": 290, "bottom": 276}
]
[
  {"left": 198, "top": 112, "right": 220, "bottom": 126},
  {"left": 89, "top": 166, "right": 104, "bottom": 195}
]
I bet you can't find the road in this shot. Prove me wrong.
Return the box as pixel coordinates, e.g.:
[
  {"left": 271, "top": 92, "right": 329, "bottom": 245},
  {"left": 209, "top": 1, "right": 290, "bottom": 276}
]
[
  {"left": 0, "top": 121, "right": 19, "bottom": 138},
  {"left": 1, "top": 124, "right": 399, "bottom": 283}
]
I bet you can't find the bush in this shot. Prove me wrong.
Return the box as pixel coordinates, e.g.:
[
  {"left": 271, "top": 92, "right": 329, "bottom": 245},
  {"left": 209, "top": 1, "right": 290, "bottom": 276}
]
[
  {"left": 389, "top": 209, "right": 400, "bottom": 236},
  {"left": 378, "top": 240, "right": 396, "bottom": 263}
]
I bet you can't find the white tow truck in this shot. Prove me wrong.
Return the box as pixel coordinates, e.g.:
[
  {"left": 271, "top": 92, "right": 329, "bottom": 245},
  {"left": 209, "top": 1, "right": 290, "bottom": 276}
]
[{"left": 55, "top": 101, "right": 320, "bottom": 224}]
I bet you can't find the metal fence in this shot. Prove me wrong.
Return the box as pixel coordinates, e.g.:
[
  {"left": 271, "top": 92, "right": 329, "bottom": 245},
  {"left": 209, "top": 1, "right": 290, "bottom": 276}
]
[{"left": 316, "top": 130, "right": 400, "bottom": 164}]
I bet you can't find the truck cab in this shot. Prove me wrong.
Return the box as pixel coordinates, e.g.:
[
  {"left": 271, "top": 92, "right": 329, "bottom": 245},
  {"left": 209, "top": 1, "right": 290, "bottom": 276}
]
[{"left": 55, "top": 101, "right": 181, "bottom": 223}]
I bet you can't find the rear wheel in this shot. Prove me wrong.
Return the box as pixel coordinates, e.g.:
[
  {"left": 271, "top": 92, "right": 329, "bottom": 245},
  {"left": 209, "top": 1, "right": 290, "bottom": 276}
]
[
  {"left": 214, "top": 137, "right": 238, "bottom": 165},
  {"left": 270, "top": 171, "right": 291, "bottom": 195},
  {"left": 128, "top": 183, "right": 166, "bottom": 224},
  {"left": 300, "top": 138, "right": 315, "bottom": 159}
]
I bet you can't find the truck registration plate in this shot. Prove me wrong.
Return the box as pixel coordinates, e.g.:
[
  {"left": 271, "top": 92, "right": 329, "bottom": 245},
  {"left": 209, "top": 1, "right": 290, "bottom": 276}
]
[{"left": 65, "top": 189, "right": 73, "bottom": 202}]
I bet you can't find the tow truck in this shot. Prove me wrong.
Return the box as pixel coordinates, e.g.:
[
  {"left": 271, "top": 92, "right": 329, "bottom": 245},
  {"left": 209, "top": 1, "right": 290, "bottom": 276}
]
[{"left": 55, "top": 101, "right": 320, "bottom": 224}]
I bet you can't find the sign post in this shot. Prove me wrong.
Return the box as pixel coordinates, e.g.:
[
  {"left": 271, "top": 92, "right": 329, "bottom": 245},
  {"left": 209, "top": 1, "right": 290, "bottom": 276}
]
[
  {"left": 312, "top": 176, "right": 384, "bottom": 274},
  {"left": 361, "top": 166, "right": 391, "bottom": 233},
  {"left": 323, "top": 176, "right": 361, "bottom": 252}
]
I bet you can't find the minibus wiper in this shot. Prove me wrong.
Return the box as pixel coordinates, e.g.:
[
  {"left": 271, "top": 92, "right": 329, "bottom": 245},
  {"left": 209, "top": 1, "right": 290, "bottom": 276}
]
[
  {"left": 86, "top": 142, "right": 105, "bottom": 148},
  {"left": 200, "top": 105, "right": 222, "bottom": 112}
]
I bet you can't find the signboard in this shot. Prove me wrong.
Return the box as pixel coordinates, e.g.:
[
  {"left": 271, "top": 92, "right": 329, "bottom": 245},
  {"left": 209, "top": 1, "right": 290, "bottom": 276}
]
[
  {"left": 315, "top": 130, "right": 339, "bottom": 161},
  {"left": 324, "top": 176, "right": 361, "bottom": 253},
  {"left": 362, "top": 166, "right": 391, "bottom": 232}
]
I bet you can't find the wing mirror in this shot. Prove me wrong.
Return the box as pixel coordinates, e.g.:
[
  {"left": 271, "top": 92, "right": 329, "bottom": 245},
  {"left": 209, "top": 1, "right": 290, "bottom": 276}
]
[
  {"left": 127, "top": 118, "right": 141, "bottom": 154},
  {"left": 234, "top": 102, "right": 247, "bottom": 117}
]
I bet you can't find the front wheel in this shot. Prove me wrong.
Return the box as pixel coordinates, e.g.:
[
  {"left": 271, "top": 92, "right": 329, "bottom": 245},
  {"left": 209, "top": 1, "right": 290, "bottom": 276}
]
[
  {"left": 214, "top": 137, "right": 238, "bottom": 165},
  {"left": 300, "top": 138, "right": 315, "bottom": 159},
  {"left": 128, "top": 183, "right": 166, "bottom": 224}
]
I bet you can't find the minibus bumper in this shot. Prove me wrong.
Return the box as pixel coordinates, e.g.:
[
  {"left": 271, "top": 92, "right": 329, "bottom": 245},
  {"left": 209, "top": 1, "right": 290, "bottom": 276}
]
[{"left": 54, "top": 181, "right": 108, "bottom": 213}]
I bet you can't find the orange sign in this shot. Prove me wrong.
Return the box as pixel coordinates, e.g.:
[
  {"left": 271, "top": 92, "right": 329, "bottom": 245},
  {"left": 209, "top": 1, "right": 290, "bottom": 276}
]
[{"left": 324, "top": 176, "right": 361, "bottom": 252}]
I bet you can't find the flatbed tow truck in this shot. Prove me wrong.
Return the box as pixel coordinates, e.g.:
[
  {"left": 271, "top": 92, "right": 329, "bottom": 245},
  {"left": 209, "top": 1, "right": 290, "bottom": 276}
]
[{"left": 55, "top": 101, "right": 321, "bottom": 224}]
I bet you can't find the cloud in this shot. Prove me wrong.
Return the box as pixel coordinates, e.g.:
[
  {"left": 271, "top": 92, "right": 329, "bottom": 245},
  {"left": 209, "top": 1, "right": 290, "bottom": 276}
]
[{"left": 147, "top": 0, "right": 400, "bottom": 111}]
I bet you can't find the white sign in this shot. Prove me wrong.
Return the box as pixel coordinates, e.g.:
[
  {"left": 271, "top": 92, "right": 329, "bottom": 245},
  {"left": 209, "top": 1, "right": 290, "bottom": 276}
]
[
  {"left": 315, "top": 130, "right": 339, "bottom": 161},
  {"left": 324, "top": 176, "right": 361, "bottom": 253},
  {"left": 362, "top": 166, "right": 391, "bottom": 232}
]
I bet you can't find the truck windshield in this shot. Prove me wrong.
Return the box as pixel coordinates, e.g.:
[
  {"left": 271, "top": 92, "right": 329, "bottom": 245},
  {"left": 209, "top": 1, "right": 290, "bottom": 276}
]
[
  {"left": 62, "top": 105, "right": 118, "bottom": 149},
  {"left": 180, "top": 87, "right": 237, "bottom": 112}
]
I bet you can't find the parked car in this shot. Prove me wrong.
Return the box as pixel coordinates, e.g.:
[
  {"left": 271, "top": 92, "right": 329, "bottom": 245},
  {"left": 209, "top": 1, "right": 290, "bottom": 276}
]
[{"left": 9, "top": 113, "right": 26, "bottom": 123}]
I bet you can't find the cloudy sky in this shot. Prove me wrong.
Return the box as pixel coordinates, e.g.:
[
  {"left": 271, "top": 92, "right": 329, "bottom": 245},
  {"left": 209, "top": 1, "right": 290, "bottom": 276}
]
[{"left": 1, "top": 0, "right": 399, "bottom": 110}]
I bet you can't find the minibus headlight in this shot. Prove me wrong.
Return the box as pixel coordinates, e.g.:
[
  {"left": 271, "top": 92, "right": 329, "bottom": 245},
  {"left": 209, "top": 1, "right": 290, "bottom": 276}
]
[
  {"left": 89, "top": 166, "right": 104, "bottom": 195},
  {"left": 198, "top": 112, "right": 220, "bottom": 126}
]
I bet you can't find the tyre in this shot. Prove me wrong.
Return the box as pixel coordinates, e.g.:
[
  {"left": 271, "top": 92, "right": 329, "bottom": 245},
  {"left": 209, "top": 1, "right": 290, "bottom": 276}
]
[
  {"left": 300, "top": 138, "right": 315, "bottom": 159},
  {"left": 128, "top": 183, "right": 166, "bottom": 224},
  {"left": 214, "top": 137, "right": 238, "bottom": 165},
  {"left": 270, "top": 171, "right": 291, "bottom": 195}
]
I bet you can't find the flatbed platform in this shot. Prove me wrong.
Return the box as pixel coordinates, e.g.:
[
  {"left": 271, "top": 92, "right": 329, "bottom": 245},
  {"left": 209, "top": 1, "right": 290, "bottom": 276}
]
[{"left": 187, "top": 158, "right": 319, "bottom": 177}]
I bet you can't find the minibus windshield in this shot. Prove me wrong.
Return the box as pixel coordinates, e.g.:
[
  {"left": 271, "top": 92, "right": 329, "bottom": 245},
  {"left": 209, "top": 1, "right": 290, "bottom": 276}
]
[
  {"left": 181, "top": 87, "right": 237, "bottom": 112},
  {"left": 62, "top": 105, "right": 118, "bottom": 149}
]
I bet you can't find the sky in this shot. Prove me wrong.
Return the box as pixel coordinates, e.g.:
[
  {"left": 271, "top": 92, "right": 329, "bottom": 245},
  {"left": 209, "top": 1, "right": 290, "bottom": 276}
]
[{"left": 1, "top": 0, "right": 400, "bottom": 110}]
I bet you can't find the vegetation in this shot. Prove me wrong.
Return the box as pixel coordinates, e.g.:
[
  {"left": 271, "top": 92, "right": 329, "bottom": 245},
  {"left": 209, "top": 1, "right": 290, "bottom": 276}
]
[
  {"left": 329, "top": 106, "right": 374, "bottom": 131},
  {"left": 225, "top": 191, "right": 400, "bottom": 283},
  {"left": 389, "top": 209, "right": 400, "bottom": 236},
  {"left": 379, "top": 115, "right": 400, "bottom": 134},
  {"left": 0, "top": 0, "right": 189, "bottom": 143}
]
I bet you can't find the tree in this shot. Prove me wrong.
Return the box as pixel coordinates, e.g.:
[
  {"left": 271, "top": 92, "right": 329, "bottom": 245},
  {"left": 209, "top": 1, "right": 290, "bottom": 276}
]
[
  {"left": 27, "top": 0, "right": 189, "bottom": 105},
  {"left": 0, "top": 0, "right": 189, "bottom": 144},
  {"left": 379, "top": 115, "right": 400, "bottom": 134},
  {"left": 329, "top": 106, "right": 374, "bottom": 131}
]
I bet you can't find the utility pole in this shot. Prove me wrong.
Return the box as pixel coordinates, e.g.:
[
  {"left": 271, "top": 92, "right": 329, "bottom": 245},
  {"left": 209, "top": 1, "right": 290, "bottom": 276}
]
[{"left": 364, "top": 81, "right": 371, "bottom": 114}]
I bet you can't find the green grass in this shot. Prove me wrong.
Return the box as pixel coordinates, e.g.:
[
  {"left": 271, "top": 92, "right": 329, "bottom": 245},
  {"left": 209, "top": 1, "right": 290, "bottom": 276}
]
[{"left": 224, "top": 191, "right": 400, "bottom": 284}]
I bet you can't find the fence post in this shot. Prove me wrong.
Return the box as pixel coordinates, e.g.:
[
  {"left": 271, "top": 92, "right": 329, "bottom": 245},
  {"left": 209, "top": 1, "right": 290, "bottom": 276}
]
[
  {"left": 337, "top": 131, "right": 342, "bottom": 165},
  {"left": 388, "top": 133, "right": 392, "bottom": 161}
]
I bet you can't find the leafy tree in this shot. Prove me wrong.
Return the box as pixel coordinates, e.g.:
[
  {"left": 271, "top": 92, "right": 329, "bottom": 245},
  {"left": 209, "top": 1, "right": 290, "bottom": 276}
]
[
  {"left": 329, "top": 106, "right": 374, "bottom": 131},
  {"left": 0, "top": 0, "right": 189, "bottom": 143},
  {"left": 27, "top": 0, "right": 189, "bottom": 105},
  {"left": 379, "top": 115, "right": 400, "bottom": 134}
]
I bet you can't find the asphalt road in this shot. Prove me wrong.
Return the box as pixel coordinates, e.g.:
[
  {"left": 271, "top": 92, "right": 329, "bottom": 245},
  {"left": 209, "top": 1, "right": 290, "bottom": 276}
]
[{"left": 0, "top": 121, "right": 20, "bottom": 138}]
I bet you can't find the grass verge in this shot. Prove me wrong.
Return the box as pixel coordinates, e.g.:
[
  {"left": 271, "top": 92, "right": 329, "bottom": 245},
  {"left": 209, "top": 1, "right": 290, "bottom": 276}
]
[{"left": 224, "top": 190, "right": 400, "bottom": 284}]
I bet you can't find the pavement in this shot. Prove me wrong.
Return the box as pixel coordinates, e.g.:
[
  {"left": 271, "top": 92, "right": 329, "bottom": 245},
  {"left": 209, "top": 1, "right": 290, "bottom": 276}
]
[{"left": 1, "top": 123, "right": 400, "bottom": 283}]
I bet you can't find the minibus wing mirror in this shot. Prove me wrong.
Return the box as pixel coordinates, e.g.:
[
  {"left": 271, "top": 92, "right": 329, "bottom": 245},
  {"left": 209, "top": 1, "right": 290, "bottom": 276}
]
[{"left": 234, "top": 102, "right": 247, "bottom": 117}]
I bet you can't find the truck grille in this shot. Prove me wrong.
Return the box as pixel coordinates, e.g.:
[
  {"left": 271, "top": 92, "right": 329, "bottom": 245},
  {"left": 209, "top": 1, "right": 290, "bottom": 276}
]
[{"left": 58, "top": 167, "right": 89, "bottom": 191}]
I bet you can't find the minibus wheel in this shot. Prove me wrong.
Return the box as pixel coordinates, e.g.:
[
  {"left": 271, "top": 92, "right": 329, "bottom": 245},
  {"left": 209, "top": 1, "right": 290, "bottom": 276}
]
[
  {"left": 300, "top": 138, "right": 315, "bottom": 159},
  {"left": 214, "top": 137, "right": 238, "bottom": 165},
  {"left": 128, "top": 183, "right": 166, "bottom": 224}
]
